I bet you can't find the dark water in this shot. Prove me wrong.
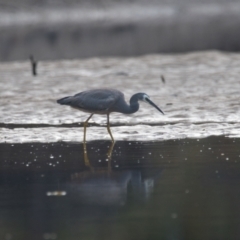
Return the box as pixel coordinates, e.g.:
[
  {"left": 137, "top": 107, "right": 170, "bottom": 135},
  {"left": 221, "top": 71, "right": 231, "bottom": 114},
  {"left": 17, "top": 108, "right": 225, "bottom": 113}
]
[{"left": 0, "top": 136, "right": 240, "bottom": 240}]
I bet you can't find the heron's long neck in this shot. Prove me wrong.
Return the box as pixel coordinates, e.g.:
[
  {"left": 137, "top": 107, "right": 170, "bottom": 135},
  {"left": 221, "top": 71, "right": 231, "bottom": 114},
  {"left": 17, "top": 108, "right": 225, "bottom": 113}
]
[
  {"left": 125, "top": 94, "right": 140, "bottom": 114},
  {"left": 116, "top": 101, "right": 138, "bottom": 114},
  {"left": 115, "top": 94, "right": 140, "bottom": 114}
]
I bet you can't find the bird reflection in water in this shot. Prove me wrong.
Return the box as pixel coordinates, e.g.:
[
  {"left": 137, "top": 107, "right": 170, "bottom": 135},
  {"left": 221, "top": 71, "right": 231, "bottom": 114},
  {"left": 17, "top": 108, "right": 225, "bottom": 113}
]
[
  {"left": 44, "top": 140, "right": 162, "bottom": 206},
  {"left": 70, "top": 169, "right": 157, "bottom": 206}
]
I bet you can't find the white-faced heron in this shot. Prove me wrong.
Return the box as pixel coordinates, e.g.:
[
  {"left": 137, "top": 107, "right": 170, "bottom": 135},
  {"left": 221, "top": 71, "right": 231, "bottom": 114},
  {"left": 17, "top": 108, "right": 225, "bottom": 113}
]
[{"left": 57, "top": 89, "right": 164, "bottom": 142}]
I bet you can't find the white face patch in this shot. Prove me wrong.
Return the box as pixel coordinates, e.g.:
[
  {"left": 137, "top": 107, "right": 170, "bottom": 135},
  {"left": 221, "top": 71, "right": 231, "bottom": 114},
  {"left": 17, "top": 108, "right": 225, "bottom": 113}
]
[{"left": 142, "top": 94, "right": 150, "bottom": 102}]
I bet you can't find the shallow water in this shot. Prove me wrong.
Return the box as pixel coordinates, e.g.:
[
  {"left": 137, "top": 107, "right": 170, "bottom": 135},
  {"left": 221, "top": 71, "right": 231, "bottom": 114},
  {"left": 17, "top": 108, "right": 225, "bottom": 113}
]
[{"left": 1, "top": 136, "right": 240, "bottom": 240}]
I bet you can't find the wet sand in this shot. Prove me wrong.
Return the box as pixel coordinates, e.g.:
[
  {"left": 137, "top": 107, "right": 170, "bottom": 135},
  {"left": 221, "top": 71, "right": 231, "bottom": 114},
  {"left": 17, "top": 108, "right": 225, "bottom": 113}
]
[{"left": 1, "top": 51, "right": 240, "bottom": 142}]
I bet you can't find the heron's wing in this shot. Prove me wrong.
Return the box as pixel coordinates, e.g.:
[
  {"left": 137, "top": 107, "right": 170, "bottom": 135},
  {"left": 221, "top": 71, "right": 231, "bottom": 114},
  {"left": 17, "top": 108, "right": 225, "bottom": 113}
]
[{"left": 71, "top": 89, "right": 123, "bottom": 112}]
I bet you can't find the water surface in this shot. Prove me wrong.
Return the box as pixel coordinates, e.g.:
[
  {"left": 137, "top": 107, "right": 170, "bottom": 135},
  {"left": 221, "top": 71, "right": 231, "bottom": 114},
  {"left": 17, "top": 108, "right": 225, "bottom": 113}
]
[{"left": 1, "top": 136, "right": 240, "bottom": 240}]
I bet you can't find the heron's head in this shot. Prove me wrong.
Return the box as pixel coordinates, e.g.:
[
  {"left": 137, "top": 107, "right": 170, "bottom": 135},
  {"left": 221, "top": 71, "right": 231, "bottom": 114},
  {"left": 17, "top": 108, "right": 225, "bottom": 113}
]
[{"left": 140, "top": 93, "right": 164, "bottom": 115}]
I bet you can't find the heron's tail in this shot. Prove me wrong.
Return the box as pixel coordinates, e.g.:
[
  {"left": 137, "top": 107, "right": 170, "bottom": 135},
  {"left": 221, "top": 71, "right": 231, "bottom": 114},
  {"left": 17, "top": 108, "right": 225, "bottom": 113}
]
[{"left": 57, "top": 96, "right": 72, "bottom": 105}]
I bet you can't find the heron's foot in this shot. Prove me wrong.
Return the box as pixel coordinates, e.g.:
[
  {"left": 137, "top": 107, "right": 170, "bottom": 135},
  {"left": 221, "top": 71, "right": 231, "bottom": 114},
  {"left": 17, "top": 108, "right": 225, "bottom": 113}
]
[
  {"left": 83, "top": 141, "right": 93, "bottom": 169},
  {"left": 106, "top": 150, "right": 112, "bottom": 159},
  {"left": 106, "top": 141, "right": 115, "bottom": 173},
  {"left": 83, "top": 151, "right": 95, "bottom": 172},
  {"left": 107, "top": 141, "right": 115, "bottom": 158},
  {"left": 83, "top": 152, "right": 90, "bottom": 166}
]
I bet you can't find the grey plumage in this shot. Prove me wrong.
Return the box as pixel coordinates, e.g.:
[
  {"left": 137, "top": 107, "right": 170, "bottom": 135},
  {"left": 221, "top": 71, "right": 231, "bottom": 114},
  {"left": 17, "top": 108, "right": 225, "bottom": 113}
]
[
  {"left": 57, "top": 89, "right": 124, "bottom": 114},
  {"left": 57, "top": 88, "right": 164, "bottom": 141}
]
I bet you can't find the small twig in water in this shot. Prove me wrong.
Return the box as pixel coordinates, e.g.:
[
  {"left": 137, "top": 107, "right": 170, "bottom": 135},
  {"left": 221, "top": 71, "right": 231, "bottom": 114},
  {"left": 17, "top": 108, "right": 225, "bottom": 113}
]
[
  {"left": 161, "top": 75, "right": 165, "bottom": 84},
  {"left": 29, "top": 55, "right": 37, "bottom": 76}
]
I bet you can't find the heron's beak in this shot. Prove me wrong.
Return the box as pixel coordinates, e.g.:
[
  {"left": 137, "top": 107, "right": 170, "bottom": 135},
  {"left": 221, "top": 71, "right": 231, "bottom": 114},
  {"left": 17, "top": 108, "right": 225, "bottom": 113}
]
[{"left": 145, "top": 98, "right": 164, "bottom": 115}]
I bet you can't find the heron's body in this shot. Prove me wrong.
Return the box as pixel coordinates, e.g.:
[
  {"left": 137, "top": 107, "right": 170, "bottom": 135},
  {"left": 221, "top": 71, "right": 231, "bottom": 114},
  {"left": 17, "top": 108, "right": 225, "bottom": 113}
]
[
  {"left": 57, "top": 89, "right": 140, "bottom": 114},
  {"left": 57, "top": 88, "right": 163, "bottom": 142}
]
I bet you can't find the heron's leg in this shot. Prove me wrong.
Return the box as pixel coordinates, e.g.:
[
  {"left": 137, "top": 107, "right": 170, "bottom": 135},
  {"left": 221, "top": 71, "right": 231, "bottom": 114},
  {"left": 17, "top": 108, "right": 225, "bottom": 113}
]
[
  {"left": 83, "top": 140, "right": 91, "bottom": 168},
  {"left": 107, "top": 114, "right": 114, "bottom": 143},
  {"left": 83, "top": 114, "right": 93, "bottom": 168},
  {"left": 106, "top": 114, "right": 115, "bottom": 170},
  {"left": 83, "top": 114, "right": 94, "bottom": 143},
  {"left": 107, "top": 141, "right": 115, "bottom": 172}
]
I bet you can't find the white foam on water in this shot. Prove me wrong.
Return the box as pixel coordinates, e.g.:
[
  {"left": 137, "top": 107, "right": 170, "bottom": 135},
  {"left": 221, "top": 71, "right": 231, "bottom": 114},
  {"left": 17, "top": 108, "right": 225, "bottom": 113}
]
[{"left": 1, "top": 122, "right": 240, "bottom": 143}]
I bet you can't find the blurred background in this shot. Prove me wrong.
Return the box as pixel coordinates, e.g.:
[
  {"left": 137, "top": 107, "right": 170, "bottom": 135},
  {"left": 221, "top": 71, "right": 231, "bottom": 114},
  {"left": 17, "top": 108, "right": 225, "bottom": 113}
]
[{"left": 1, "top": 0, "right": 240, "bottom": 62}]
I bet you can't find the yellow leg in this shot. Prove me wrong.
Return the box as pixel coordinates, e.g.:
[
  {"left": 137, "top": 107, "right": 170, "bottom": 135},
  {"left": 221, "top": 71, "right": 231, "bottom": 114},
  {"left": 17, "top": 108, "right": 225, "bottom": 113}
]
[
  {"left": 83, "top": 114, "right": 94, "bottom": 143},
  {"left": 107, "top": 141, "right": 115, "bottom": 172},
  {"left": 83, "top": 141, "right": 90, "bottom": 168},
  {"left": 106, "top": 114, "right": 115, "bottom": 172},
  {"left": 83, "top": 114, "right": 93, "bottom": 169},
  {"left": 107, "top": 114, "right": 115, "bottom": 143}
]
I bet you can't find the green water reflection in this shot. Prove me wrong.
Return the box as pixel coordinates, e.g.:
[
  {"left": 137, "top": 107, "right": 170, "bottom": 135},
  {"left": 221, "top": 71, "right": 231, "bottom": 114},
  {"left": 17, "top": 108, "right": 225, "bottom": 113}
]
[{"left": 0, "top": 136, "right": 240, "bottom": 240}]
